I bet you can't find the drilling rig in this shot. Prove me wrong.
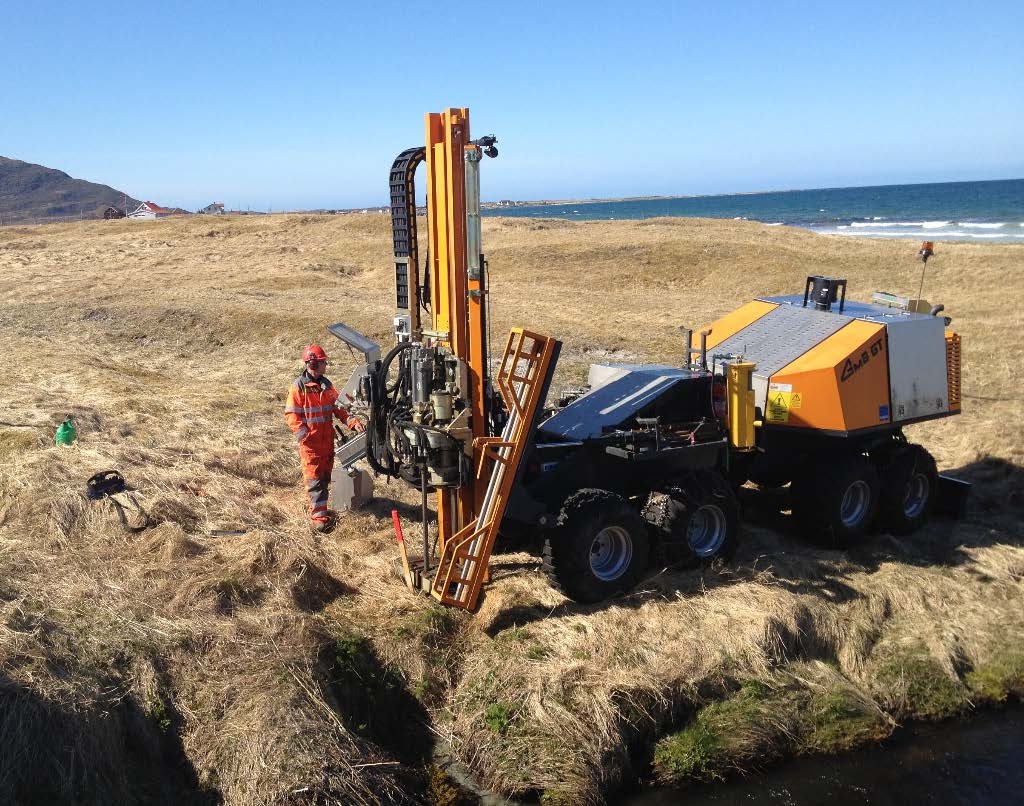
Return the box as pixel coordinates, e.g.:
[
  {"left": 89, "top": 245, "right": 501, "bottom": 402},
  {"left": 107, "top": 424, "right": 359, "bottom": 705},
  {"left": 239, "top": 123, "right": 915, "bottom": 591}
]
[
  {"left": 329, "top": 108, "right": 562, "bottom": 610},
  {"left": 328, "top": 107, "right": 964, "bottom": 612},
  {"left": 328, "top": 108, "right": 740, "bottom": 609}
]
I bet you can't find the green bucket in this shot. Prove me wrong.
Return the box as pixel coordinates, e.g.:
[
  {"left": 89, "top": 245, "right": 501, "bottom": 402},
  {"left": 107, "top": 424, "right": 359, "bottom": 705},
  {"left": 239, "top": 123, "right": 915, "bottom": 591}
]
[{"left": 55, "top": 417, "right": 77, "bottom": 446}]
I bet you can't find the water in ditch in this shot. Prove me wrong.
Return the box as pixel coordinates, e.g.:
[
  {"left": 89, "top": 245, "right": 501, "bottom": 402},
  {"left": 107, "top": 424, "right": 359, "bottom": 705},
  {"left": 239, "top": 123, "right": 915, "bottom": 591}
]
[{"left": 624, "top": 705, "right": 1024, "bottom": 806}]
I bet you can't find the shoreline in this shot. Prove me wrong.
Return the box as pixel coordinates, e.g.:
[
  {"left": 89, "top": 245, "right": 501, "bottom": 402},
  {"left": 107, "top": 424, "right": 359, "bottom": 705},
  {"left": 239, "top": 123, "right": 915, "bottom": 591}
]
[
  {"left": 482, "top": 177, "right": 1024, "bottom": 243},
  {"left": 483, "top": 212, "right": 1024, "bottom": 244}
]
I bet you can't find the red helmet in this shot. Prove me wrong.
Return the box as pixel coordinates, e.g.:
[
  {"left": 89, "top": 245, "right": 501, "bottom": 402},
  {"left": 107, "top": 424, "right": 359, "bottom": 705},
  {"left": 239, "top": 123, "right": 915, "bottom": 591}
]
[{"left": 302, "top": 344, "right": 328, "bottom": 363}]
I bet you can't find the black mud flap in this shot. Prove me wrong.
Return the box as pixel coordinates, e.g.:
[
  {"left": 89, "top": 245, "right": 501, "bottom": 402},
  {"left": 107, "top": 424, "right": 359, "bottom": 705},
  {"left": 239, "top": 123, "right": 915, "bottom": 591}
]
[{"left": 935, "top": 474, "right": 971, "bottom": 518}]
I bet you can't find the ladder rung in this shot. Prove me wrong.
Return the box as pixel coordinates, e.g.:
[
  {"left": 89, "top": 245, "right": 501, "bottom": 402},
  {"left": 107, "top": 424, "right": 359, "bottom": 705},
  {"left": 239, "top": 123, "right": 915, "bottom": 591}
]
[{"left": 430, "top": 330, "right": 557, "bottom": 611}]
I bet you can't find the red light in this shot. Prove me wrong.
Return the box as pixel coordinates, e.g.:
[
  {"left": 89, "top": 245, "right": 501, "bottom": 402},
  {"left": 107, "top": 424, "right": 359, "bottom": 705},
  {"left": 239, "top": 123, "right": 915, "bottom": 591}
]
[{"left": 712, "top": 379, "right": 727, "bottom": 422}]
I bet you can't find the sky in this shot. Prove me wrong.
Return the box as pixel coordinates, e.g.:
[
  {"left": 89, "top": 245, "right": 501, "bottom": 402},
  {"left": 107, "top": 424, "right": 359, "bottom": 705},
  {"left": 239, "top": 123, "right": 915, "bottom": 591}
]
[{"left": 2, "top": 1, "right": 1022, "bottom": 210}]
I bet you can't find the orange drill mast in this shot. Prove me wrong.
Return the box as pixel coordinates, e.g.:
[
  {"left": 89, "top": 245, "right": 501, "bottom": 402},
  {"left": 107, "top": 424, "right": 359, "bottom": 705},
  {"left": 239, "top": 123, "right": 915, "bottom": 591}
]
[
  {"left": 422, "top": 109, "right": 489, "bottom": 549},
  {"left": 364, "top": 108, "right": 558, "bottom": 609}
]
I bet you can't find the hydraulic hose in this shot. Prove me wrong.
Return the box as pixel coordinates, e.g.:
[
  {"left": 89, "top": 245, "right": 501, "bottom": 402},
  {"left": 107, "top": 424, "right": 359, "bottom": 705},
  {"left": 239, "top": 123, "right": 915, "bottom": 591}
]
[{"left": 365, "top": 341, "right": 414, "bottom": 477}]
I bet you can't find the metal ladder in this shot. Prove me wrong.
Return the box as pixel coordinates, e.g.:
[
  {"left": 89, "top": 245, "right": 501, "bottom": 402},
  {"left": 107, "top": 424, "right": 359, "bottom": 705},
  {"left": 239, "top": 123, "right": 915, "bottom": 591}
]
[{"left": 429, "top": 328, "right": 559, "bottom": 610}]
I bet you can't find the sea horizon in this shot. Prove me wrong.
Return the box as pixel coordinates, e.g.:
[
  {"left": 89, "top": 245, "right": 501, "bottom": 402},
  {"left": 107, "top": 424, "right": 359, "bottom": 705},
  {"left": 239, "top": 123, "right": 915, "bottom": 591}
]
[
  {"left": 494, "top": 176, "right": 1024, "bottom": 206},
  {"left": 483, "top": 177, "right": 1024, "bottom": 243}
]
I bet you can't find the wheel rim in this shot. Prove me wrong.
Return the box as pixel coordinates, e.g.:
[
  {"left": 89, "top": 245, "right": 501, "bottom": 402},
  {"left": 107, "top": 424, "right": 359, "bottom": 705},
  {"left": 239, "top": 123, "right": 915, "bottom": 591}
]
[
  {"left": 686, "top": 504, "right": 727, "bottom": 557},
  {"left": 840, "top": 480, "right": 871, "bottom": 527},
  {"left": 589, "top": 526, "right": 633, "bottom": 581},
  {"left": 903, "top": 472, "right": 930, "bottom": 519}
]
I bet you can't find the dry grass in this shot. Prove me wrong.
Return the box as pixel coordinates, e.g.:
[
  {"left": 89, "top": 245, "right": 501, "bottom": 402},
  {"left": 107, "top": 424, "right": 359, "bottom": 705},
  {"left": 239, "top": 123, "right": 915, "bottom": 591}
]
[{"left": 0, "top": 213, "right": 1022, "bottom": 804}]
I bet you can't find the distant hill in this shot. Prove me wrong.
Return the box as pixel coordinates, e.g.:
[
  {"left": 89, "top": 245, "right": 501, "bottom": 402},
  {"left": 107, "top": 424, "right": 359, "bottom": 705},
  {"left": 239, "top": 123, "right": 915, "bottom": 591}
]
[{"left": 0, "top": 156, "right": 141, "bottom": 223}]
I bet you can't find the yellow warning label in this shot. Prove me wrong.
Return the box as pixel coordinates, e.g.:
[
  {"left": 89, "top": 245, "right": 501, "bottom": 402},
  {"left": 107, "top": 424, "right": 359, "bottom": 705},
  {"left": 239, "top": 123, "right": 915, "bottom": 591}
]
[
  {"left": 790, "top": 392, "right": 802, "bottom": 409},
  {"left": 767, "top": 391, "right": 792, "bottom": 423}
]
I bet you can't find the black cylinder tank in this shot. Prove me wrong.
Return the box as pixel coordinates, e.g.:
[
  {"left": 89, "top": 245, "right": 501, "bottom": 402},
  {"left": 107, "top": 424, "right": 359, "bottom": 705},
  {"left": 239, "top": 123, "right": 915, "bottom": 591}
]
[{"left": 803, "top": 275, "right": 847, "bottom": 312}]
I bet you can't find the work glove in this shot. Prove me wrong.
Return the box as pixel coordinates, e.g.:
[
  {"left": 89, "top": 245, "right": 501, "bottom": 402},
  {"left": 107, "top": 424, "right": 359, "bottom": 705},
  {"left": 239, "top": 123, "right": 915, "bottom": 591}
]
[{"left": 346, "top": 416, "right": 365, "bottom": 433}]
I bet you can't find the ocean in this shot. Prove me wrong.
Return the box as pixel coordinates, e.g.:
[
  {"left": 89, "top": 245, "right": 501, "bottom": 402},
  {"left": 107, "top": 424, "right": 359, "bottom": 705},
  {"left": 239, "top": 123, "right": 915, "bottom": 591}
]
[{"left": 483, "top": 178, "right": 1024, "bottom": 242}]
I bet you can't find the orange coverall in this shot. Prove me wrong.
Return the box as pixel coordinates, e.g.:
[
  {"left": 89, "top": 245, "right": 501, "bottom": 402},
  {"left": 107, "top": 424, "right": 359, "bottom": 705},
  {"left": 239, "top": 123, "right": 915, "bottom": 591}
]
[{"left": 284, "top": 372, "right": 356, "bottom": 524}]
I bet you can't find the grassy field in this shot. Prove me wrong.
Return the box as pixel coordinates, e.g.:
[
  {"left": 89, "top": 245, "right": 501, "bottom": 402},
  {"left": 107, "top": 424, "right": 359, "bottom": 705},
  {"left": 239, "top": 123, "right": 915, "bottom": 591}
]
[{"left": 1, "top": 213, "right": 1022, "bottom": 805}]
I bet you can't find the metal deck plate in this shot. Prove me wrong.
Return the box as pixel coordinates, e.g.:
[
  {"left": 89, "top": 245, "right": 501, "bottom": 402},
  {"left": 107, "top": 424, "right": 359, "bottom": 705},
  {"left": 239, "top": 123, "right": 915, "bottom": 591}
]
[
  {"left": 764, "top": 295, "right": 936, "bottom": 325},
  {"left": 712, "top": 304, "right": 852, "bottom": 378},
  {"left": 540, "top": 364, "right": 702, "bottom": 440}
]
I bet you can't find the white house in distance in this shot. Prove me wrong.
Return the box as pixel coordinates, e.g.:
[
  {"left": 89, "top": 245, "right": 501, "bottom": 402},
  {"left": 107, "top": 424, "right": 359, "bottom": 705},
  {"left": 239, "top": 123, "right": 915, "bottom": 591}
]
[{"left": 128, "top": 201, "right": 172, "bottom": 219}]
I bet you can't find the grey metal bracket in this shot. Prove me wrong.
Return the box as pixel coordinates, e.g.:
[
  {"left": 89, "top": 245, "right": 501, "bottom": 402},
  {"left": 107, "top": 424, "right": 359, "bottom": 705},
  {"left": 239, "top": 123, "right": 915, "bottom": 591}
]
[
  {"left": 337, "top": 431, "right": 368, "bottom": 470},
  {"left": 327, "top": 322, "right": 381, "bottom": 364}
]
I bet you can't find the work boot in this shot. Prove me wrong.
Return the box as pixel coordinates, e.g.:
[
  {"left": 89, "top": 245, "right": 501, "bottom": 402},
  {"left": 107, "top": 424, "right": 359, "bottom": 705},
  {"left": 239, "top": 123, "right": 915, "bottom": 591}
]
[{"left": 313, "top": 517, "right": 335, "bottom": 534}]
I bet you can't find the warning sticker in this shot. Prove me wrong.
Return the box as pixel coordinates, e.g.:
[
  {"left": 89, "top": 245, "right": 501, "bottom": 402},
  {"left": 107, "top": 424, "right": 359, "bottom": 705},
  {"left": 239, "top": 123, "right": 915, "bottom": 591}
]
[
  {"left": 766, "top": 390, "right": 792, "bottom": 423},
  {"left": 790, "top": 392, "right": 802, "bottom": 409}
]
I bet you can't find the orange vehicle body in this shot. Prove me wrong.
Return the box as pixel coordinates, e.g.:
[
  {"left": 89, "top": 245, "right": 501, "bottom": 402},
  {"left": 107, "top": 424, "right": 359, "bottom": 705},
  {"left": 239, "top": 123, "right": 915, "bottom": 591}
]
[{"left": 702, "top": 298, "right": 960, "bottom": 436}]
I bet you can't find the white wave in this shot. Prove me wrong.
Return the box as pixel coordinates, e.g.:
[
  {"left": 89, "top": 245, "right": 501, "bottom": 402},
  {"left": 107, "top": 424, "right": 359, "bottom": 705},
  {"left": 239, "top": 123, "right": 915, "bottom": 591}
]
[
  {"left": 848, "top": 221, "right": 951, "bottom": 228},
  {"left": 828, "top": 229, "right": 964, "bottom": 237},
  {"left": 959, "top": 222, "right": 1005, "bottom": 229},
  {"left": 872, "top": 216, "right": 885, "bottom": 220},
  {"left": 766, "top": 222, "right": 783, "bottom": 226},
  {"left": 826, "top": 229, "right": 1021, "bottom": 240}
]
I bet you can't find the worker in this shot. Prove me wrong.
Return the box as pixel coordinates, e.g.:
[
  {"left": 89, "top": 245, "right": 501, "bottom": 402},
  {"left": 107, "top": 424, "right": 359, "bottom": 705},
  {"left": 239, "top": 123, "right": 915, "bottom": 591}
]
[{"left": 285, "top": 344, "right": 364, "bottom": 532}]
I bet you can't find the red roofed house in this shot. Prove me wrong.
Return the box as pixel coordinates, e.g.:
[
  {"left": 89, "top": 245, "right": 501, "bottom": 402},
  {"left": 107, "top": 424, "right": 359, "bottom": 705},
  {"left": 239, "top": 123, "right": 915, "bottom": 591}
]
[{"left": 128, "top": 201, "right": 172, "bottom": 219}]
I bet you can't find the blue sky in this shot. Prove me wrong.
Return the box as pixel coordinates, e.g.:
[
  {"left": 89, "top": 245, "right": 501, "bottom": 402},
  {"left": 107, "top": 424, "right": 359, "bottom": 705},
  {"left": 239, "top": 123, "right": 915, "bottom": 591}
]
[{"left": 2, "top": 1, "right": 1021, "bottom": 210}]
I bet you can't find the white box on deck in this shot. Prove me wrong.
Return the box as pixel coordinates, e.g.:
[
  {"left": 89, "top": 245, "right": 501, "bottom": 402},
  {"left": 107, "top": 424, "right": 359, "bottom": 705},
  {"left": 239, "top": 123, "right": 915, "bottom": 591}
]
[
  {"left": 886, "top": 316, "right": 948, "bottom": 421},
  {"left": 587, "top": 363, "right": 629, "bottom": 390}
]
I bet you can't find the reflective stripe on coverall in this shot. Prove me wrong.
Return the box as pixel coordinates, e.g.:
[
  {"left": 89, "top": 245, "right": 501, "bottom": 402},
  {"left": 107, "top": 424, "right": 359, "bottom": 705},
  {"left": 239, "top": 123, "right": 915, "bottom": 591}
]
[{"left": 285, "top": 372, "right": 351, "bottom": 523}]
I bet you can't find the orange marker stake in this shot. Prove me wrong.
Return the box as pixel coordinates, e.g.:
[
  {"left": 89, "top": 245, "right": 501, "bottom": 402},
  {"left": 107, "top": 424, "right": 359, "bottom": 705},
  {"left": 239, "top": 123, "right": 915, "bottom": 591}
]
[{"left": 392, "top": 509, "right": 414, "bottom": 590}]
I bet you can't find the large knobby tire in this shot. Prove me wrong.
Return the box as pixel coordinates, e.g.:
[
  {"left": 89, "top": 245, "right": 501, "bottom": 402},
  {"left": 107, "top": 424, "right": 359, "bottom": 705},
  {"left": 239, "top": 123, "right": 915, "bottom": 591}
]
[
  {"left": 542, "top": 489, "right": 650, "bottom": 604},
  {"left": 792, "top": 454, "right": 881, "bottom": 548},
  {"left": 661, "top": 471, "right": 741, "bottom": 566},
  {"left": 878, "top": 444, "right": 938, "bottom": 535}
]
